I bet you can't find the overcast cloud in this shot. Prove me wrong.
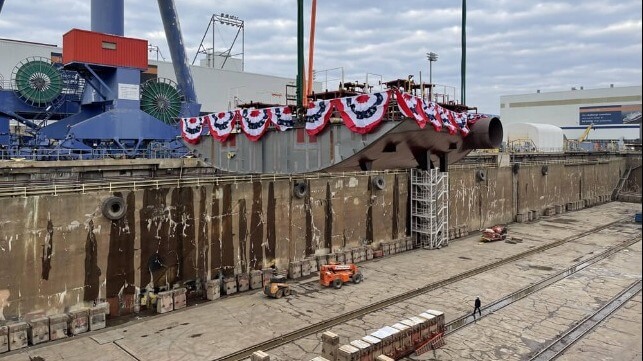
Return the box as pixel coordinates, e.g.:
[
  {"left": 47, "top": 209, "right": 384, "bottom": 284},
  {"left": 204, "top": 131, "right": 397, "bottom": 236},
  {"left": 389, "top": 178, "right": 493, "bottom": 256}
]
[{"left": 1, "top": 0, "right": 641, "bottom": 114}]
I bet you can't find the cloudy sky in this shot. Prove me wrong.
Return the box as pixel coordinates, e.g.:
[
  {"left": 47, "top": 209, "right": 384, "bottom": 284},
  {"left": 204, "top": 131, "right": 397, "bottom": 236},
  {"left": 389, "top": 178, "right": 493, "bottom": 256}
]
[{"left": 1, "top": 0, "right": 641, "bottom": 114}]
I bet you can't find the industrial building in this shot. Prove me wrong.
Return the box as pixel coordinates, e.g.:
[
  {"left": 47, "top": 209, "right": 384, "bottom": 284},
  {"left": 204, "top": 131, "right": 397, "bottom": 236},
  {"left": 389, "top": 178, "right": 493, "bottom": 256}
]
[
  {"left": 500, "top": 85, "right": 642, "bottom": 143},
  {"left": 0, "top": 37, "right": 301, "bottom": 114}
]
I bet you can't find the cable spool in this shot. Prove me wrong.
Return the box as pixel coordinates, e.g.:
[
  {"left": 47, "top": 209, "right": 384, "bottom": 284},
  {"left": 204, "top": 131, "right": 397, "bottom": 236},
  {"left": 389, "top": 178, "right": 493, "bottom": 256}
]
[
  {"left": 11, "top": 56, "right": 63, "bottom": 107},
  {"left": 541, "top": 165, "right": 549, "bottom": 176},
  {"left": 293, "top": 181, "right": 308, "bottom": 198},
  {"left": 101, "top": 196, "right": 127, "bottom": 220},
  {"left": 476, "top": 169, "right": 487, "bottom": 182},
  {"left": 372, "top": 175, "right": 386, "bottom": 190},
  {"left": 140, "top": 78, "right": 183, "bottom": 124}
]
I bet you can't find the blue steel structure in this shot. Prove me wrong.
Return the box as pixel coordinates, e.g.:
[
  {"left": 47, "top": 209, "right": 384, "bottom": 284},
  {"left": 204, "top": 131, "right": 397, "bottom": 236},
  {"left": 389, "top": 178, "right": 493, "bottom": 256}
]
[{"left": 0, "top": 0, "right": 201, "bottom": 160}]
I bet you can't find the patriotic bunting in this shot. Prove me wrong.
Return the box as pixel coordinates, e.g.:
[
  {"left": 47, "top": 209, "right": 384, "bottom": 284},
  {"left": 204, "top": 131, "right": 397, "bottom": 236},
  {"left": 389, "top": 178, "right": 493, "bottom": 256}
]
[
  {"left": 270, "top": 106, "right": 295, "bottom": 131},
  {"left": 394, "top": 89, "right": 427, "bottom": 129},
  {"left": 180, "top": 90, "right": 491, "bottom": 144},
  {"left": 305, "top": 99, "right": 335, "bottom": 136},
  {"left": 207, "top": 111, "right": 238, "bottom": 142},
  {"left": 180, "top": 116, "right": 203, "bottom": 145},
  {"left": 240, "top": 108, "right": 272, "bottom": 141},
  {"left": 335, "top": 91, "right": 391, "bottom": 134},
  {"left": 436, "top": 104, "right": 458, "bottom": 135},
  {"left": 420, "top": 99, "right": 443, "bottom": 132},
  {"left": 453, "top": 111, "right": 470, "bottom": 136}
]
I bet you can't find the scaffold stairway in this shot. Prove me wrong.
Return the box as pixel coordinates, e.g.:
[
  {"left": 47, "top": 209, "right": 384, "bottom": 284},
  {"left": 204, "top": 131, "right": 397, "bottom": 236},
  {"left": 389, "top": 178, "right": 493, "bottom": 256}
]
[{"left": 411, "top": 168, "right": 449, "bottom": 249}]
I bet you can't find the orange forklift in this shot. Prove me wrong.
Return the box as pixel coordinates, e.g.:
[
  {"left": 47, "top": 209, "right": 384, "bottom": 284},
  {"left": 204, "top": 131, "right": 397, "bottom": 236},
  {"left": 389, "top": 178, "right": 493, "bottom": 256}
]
[{"left": 319, "top": 263, "right": 363, "bottom": 289}]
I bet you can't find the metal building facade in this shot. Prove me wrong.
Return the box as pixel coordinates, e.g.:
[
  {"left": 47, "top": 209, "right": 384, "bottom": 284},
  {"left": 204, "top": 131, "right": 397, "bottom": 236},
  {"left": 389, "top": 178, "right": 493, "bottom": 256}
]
[{"left": 500, "top": 86, "right": 642, "bottom": 140}]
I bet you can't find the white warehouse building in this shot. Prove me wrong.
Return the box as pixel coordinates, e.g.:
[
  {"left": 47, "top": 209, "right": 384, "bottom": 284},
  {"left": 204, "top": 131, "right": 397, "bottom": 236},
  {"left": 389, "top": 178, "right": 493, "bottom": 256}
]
[{"left": 500, "top": 85, "right": 642, "bottom": 141}]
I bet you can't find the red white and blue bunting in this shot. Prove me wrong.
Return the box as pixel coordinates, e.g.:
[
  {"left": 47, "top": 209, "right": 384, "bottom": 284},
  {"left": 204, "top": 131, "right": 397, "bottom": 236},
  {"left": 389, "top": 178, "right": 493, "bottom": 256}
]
[
  {"left": 421, "top": 99, "right": 443, "bottom": 132},
  {"left": 240, "top": 108, "right": 272, "bottom": 142},
  {"left": 207, "top": 111, "right": 238, "bottom": 142},
  {"left": 305, "top": 99, "right": 335, "bottom": 136},
  {"left": 394, "top": 89, "right": 427, "bottom": 129},
  {"left": 335, "top": 91, "right": 391, "bottom": 134},
  {"left": 180, "top": 90, "right": 484, "bottom": 144},
  {"left": 269, "top": 106, "right": 295, "bottom": 131},
  {"left": 180, "top": 116, "right": 203, "bottom": 145}
]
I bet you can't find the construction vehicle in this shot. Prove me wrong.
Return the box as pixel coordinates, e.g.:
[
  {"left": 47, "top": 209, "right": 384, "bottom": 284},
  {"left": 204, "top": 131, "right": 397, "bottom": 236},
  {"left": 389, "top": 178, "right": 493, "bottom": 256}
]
[
  {"left": 481, "top": 224, "right": 507, "bottom": 242},
  {"left": 319, "top": 263, "right": 363, "bottom": 289},
  {"left": 263, "top": 275, "right": 291, "bottom": 298}
]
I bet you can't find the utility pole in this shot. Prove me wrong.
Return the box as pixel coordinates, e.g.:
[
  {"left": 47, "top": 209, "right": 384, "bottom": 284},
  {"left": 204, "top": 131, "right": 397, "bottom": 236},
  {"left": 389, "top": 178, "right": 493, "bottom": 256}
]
[{"left": 461, "top": 0, "right": 466, "bottom": 105}]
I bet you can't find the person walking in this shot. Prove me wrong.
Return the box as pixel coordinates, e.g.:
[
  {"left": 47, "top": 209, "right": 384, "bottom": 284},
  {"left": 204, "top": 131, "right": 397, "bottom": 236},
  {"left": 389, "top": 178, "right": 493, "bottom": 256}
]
[{"left": 473, "top": 296, "right": 482, "bottom": 322}]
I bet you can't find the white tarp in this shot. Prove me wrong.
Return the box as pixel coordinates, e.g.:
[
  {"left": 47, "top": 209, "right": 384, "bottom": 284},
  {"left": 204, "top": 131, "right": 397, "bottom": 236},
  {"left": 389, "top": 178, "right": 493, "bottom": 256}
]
[{"left": 505, "top": 122, "right": 564, "bottom": 153}]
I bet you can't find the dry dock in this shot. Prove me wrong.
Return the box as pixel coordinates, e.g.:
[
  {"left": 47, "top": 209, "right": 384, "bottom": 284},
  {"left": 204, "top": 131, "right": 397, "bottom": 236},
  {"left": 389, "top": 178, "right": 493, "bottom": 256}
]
[{"left": 1, "top": 201, "right": 640, "bottom": 361}]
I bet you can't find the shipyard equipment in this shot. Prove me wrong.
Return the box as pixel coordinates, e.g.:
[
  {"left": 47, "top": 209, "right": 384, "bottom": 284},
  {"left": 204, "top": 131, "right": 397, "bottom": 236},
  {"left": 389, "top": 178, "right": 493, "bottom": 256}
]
[
  {"left": 263, "top": 275, "right": 292, "bottom": 299},
  {"left": 319, "top": 263, "right": 362, "bottom": 289},
  {"left": 0, "top": 0, "right": 200, "bottom": 160}
]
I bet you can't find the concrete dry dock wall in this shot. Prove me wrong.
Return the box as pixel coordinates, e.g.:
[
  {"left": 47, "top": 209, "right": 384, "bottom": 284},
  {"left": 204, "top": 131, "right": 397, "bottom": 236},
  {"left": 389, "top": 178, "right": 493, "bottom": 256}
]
[
  {"left": 0, "top": 158, "right": 634, "bottom": 320},
  {"left": 0, "top": 173, "right": 408, "bottom": 320}
]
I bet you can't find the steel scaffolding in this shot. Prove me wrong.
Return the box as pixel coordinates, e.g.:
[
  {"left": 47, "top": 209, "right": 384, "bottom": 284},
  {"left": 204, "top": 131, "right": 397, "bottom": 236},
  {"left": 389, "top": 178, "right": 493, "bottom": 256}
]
[{"left": 411, "top": 168, "right": 449, "bottom": 249}]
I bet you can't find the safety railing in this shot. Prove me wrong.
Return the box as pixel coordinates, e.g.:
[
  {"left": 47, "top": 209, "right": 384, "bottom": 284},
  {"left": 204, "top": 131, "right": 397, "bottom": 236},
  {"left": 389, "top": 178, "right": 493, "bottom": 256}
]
[{"left": 0, "top": 169, "right": 409, "bottom": 198}]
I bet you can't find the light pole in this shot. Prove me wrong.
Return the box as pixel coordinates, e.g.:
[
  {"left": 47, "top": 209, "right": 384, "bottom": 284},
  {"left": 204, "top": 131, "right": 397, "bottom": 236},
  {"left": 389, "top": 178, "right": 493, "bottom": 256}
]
[{"left": 426, "top": 52, "right": 438, "bottom": 101}]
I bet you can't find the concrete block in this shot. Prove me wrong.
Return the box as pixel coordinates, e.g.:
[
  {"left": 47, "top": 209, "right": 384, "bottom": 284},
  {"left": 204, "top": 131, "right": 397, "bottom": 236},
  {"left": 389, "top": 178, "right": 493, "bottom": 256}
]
[
  {"left": 237, "top": 273, "right": 250, "bottom": 292},
  {"left": 89, "top": 302, "right": 108, "bottom": 331},
  {"left": 316, "top": 255, "right": 328, "bottom": 270},
  {"left": 326, "top": 253, "right": 337, "bottom": 265},
  {"left": 206, "top": 279, "right": 221, "bottom": 300},
  {"left": 27, "top": 317, "right": 49, "bottom": 345},
  {"left": 337, "top": 344, "right": 360, "bottom": 361},
  {"left": 250, "top": 350, "right": 271, "bottom": 361},
  {"left": 335, "top": 252, "right": 345, "bottom": 264},
  {"left": 262, "top": 268, "right": 275, "bottom": 287},
  {"left": 381, "top": 242, "right": 390, "bottom": 256},
  {"left": 390, "top": 241, "right": 398, "bottom": 254},
  {"left": 350, "top": 339, "right": 372, "bottom": 359},
  {"left": 288, "top": 261, "right": 302, "bottom": 279},
  {"left": 173, "top": 288, "right": 187, "bottom": 310},
  {"left": 516, "top": 213, "right": 526, "bottom": 223},
  {"left": 67, "top": 308, "right": 89, "bottom": 335},
  {"left": 545, "top": 207, "right": 555, "bottom": 216},
  {"left": 406, "top": 238, "right": 414, "bottom": 250},
  {"left": 376, "top": 355, "right": 395, "bottom": 361},
  {"left": 365, "top": 247, "right": 374, "bottom": 260},
  {"left": 362, "top": 335, "right": 383, "bottom": 357},
  {"left": 310, "top": 257, "right": 319, "bottom": 272},
  {"left": 351, "top": 248, "right": 361, "bottom": 263},
  {"left": 223, "top": 277, "right": 237, "bottom": 295},
  {"left": 373, "top": 249, "right": 383, "bottom": 258},
  {"left": 322, "top": 331, "right": 340, "bottom": 360},
  {"left": 527, "top": 210, "right": 534, "bottom": 221},
  {"left": 555, "top": 205, "right": 563, "bottom": 214},
  {"left": 301, "top": 259, "right": 311, "bottom": 277},
  {"left": 344, "top": 250, "right": 353, "bottom": 264},
  {"left": 7, "top": 322, "right": 28, "bottom": 351},
  {"left": 309, "top": 357, "right": 332, "bottom": 361},
  {"left": 0, "top": 325, "right": 8, "bottom": 354},
  {"left": 157, "top": 290, "right": 174, "bottom": 313},
  {"left": 49, "top": 314, "right": 69, "bottom": 341},
  {"left": 250, "top": 270, "right": 263, "bottom": 289}
]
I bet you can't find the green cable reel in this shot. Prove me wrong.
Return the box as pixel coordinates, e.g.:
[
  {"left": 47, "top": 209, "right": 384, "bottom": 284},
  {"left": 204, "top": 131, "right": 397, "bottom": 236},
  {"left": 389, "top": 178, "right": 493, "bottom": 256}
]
[
  {"left": 140, "top": 78, "right": 183, "bottom": 125},
  {"left": 11, "top": 57, "right": 63, "bottom": 107}
]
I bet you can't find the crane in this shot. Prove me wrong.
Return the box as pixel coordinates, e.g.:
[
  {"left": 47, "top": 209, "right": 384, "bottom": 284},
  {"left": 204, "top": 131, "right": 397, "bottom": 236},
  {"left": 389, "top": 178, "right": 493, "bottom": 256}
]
[{"left": 578, "top": 123, "right": 594, "bottom": 142}]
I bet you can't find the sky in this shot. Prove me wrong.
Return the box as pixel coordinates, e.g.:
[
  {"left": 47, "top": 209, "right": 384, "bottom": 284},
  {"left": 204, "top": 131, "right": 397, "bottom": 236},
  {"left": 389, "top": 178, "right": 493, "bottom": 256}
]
[{"left": 0, "top": 0, "right": 641, "bottom": 114}]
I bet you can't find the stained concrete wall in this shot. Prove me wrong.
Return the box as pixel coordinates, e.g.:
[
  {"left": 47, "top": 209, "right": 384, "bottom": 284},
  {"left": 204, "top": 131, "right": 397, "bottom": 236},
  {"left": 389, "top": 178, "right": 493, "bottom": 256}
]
[
  {"left": 0, "top": 174, "right": 407, "bottom": 320},
  {"left": 0, "top": 159, "right": 632, "bottom": 320}
]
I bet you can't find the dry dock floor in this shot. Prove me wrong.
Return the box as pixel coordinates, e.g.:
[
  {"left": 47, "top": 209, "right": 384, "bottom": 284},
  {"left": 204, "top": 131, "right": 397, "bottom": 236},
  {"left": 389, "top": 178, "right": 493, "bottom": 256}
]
[{"left": 2, "top": 202, "right": 641, "bottom": 361}]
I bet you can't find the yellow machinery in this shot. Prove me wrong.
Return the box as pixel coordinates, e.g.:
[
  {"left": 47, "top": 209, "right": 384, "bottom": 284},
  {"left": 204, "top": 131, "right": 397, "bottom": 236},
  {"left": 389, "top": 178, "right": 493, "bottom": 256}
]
[{"left": 263, "top": 275, "right": 291, "bottom": 298}]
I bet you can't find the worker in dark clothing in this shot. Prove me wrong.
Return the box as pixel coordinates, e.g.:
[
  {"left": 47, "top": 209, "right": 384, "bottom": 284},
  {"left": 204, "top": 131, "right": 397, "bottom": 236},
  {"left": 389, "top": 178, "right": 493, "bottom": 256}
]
[{"left": 473, "top": 296, "right": 482, "bottom": 322}]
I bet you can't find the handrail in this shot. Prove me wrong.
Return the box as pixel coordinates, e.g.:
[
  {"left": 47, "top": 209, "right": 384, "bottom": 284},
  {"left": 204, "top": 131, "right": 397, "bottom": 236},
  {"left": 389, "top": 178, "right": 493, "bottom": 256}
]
[{"left": 0, "top": 170, "right": 408, "bottom": 198}]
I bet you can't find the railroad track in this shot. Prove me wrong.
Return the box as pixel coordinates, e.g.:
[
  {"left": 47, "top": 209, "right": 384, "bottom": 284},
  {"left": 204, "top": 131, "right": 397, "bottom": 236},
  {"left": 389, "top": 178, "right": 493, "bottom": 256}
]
[
  {"left": 214, "top": 218, "right": 634, "bottom": 361},
  {"left": 528, "top": 279, "right": 642, "bottom": 361}
]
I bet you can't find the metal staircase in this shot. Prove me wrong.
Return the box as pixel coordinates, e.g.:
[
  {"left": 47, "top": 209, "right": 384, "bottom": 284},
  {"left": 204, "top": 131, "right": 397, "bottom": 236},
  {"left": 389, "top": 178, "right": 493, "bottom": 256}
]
[
  {"left": 411, "top": 168, "right": 449, "bottom": 249},
  {"left": 612, "top": 166, "right": 632, "bottom": 200}
]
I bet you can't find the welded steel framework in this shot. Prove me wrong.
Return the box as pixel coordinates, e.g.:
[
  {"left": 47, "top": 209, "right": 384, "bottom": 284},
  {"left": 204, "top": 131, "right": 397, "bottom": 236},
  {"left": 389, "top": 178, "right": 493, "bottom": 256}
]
[{"left": 411, "top": 168, "right": 449, "bottom": 249}]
